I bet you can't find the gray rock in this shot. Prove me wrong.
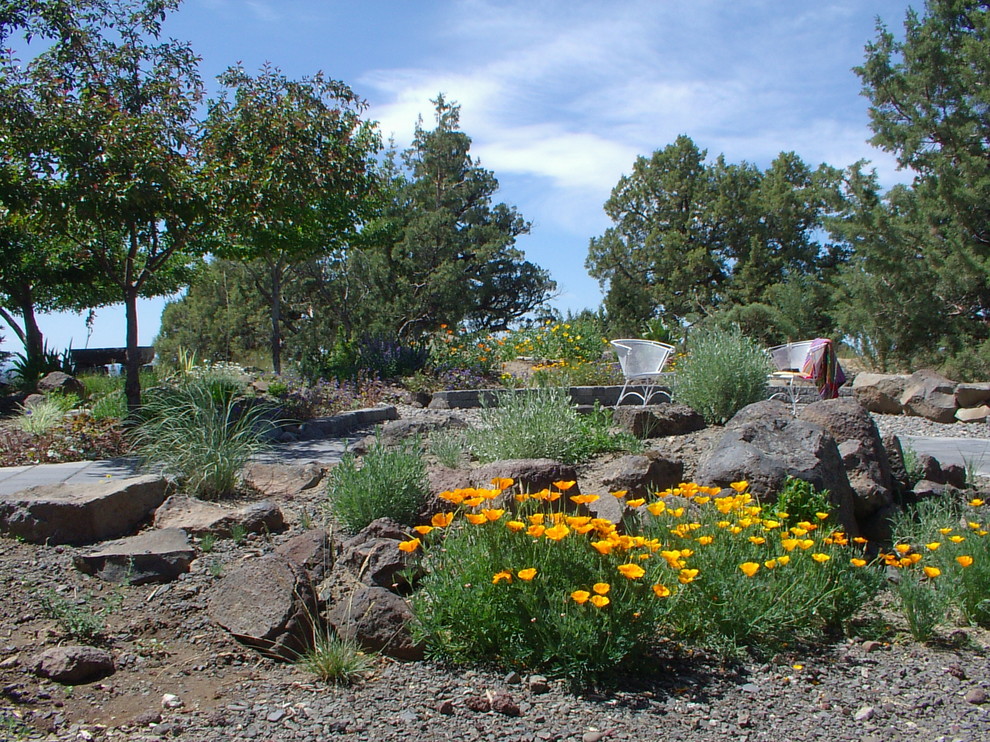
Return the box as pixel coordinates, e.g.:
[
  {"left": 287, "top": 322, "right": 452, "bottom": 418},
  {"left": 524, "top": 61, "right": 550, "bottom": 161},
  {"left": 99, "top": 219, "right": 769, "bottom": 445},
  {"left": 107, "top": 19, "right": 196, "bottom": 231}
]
[
  {"left": 274, "top": 529, "right": 332, "bottom": 583},
  {"left": 37, "top": 371, "right": 85, "bottom": 397},
  {"left": 327, "top": 585, "right": 423, "bottom": 660},
  {"left": 0, "top": 475, "right": 168, "bottom": 545},
  {"left": 696, "top": 401, "right": 857, "bottom": 534},
  {"left": 612, "top": 403, "right": 705, "bottom": 438},
  {"left": 883, "top": 434, "right": 909, "bottom": 494},
  {"left": 338, "top": 536, "right": 421, "bottom": 591},
  {"left": 955, "top": 405, "right": 990, "bottom": 423},
  {"left": 799, "top": 398, "right": 894, "bottom": 518},
  {"left": 852, "top": 373, "right": 910, "bottom": 414},
  {"left": 900, "top": 369, "right": 958, "bottom": 423},
  {"left": 240, "top": 462, "right": 325, "bottom": 498},
  {"left": 955, "top": 382, "right": 990, "bottom": 408},
  {"left": 600, "top": 452, "right": 683, "bottom": 498},
  {"left": 73, "top": 528, "right": 194, "bottom": 584},
  {"left": 152, "top": 495, "right": 285, "bottom": 537},
  {"left": 206, "top": 554, "right": 318, "bottom": 660},
  {"left": 33, "top": 645, "right": 114, "bottom": 684}
]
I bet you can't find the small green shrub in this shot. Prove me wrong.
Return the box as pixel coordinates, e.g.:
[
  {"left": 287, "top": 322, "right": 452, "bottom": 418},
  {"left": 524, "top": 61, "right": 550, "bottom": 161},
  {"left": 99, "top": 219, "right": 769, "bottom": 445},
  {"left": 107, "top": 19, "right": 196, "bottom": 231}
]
[
  {"left": 467, "top": 388, "right": 637, "bottom": 465},
  {"left": 775, "top": 477, "right": 832, "bottom": 526},
  {"left": 15, "top": 399, "right": 67, "bottom": 435},
  {"left": 132, "top": 374, "right": 274, "bottom": 499},
  {"left": 90, "top": 390, "right": 127, "bottom": 421},
  {"left": 297, "top": 630, "right": 370, "bottom": 685},
  {"left": 429, "top": 429, "right": 467, "bottom": 468},
  {"left": 326, "top": 436, "right": 429, "bottom": 532},
  {"left": 672, "top": 326, "right": 772, "bottom": 424},
  {"left": 39, "top": 590, "right": 105, "bottom": 643}
]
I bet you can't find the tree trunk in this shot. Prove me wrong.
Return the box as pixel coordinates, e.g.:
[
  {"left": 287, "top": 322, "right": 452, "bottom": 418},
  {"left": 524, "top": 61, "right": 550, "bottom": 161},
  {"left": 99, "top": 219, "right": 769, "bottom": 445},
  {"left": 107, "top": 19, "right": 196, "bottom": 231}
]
[
  {"left": 124, "top": 285, "right": 141, "bottom": 412},
  {"left": 270, "top": 260, "right": 282, "bottom": 375},
  {"left": 18, "top": 287, "right": 44, "bottom": 367}
]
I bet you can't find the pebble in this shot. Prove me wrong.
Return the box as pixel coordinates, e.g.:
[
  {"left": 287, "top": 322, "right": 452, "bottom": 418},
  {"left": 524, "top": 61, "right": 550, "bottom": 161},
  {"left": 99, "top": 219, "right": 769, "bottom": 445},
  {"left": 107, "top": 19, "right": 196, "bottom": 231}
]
[
  {"left": 854, "top": 706, "right": 876, "bottom": 722},
  {"left": 963, "top": 688, "right": 988, "bottom": 705},
  {"left": 583, "top": 732, "right": 605, "bottom": 742}
]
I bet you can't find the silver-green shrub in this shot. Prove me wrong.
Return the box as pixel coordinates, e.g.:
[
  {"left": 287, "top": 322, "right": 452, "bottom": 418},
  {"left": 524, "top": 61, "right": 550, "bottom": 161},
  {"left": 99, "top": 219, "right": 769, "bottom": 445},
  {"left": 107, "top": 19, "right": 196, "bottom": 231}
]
[{"left": 672, "top": 326, "right": 772, "bottom": 424}]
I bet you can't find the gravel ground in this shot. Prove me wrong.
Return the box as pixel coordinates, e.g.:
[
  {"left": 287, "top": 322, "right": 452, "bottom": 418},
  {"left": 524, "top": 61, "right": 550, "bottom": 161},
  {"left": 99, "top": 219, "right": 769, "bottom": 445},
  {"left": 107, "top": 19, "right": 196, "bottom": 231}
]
[{"left": 2, "top": 403, "right": 989, "bottom": 742}]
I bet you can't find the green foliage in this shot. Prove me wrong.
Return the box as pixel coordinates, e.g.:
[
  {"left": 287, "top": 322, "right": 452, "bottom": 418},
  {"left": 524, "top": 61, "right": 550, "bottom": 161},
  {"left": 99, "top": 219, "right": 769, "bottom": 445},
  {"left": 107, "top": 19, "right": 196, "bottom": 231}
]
[
  {"left": 7, "top": 343, "right": 73, "bottom": 392},
  {"left": 529, "top": 360, "right": 623, "bottom": 389},
  {"left": 775, "top": 477, "right": 832, "bottom": 526},
  {"left": 890, "top": 496, "right": 990, "bottom": 629},
  {"left": 893, "top": 574, "right": 946, "bottom": 642},
  {"left": 411, "top": 480, "right": 881, "bottom": 682},
  {"left": 326, "top": 436, "right": 429, "bottom": 532},
  {"left": 297, "top": 630, "right": 370, "bottom": 685},
  {"left": 39, "top": 590, "right": 106, "bottom": 643},
  {"left": 15, "top": 398, "right": 67, "bottom": 435},
  {"left": 90, "top": 390, "right": 128, "bottom": 422},
  {"left": 467, "top": 389, "right": 638, "bottom": 465},
  {"left": 508, "top": 317, "right": 606, "bottom": 364},
  {"left": 199, "top": 533, "right": 217, "bottom": 553},
  {"left": 132, "top": 373, "right": 274, "bottom": 499},
  {"left": 672, "top": 327, "right": 772, "bottom": 424},
  {"left": 229, "top": 523, "right": 247, "bottom": 545},
  {"left": 429, "top": 429, "right": 468, "bottom": 469},
  {"left": 586, "top": 136, "right": 843, "bottom": 331}
]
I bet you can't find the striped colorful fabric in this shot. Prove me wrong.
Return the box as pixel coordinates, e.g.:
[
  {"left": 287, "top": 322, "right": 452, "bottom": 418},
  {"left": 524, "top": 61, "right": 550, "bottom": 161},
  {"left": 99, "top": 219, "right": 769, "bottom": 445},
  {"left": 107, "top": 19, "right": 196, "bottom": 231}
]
[{"left": 800, "top": 338, "right": 846, "bottom": 400}]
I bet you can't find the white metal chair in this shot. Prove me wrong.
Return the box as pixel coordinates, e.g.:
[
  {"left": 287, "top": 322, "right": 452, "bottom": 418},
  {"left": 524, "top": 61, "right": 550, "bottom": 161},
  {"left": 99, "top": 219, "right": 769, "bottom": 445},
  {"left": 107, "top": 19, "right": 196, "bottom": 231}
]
[
  {"left": 610, "top": 339, "right": 675, "bottom": 406},
  {"left": 767, "top": 340, "right": 815, "bottom": 414}
]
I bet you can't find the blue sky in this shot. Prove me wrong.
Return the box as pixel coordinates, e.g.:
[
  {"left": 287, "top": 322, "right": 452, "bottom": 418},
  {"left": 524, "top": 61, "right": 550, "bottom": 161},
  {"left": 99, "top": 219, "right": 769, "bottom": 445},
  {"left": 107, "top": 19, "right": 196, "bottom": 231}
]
[{"left": 9, "top": 0, "right": 917, "bottom": 354}]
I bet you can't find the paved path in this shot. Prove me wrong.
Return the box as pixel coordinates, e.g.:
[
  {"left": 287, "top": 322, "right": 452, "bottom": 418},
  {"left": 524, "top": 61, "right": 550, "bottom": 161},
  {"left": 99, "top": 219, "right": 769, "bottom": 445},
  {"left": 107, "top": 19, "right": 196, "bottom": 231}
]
[{"left": 1, "top": 433, "right": 988, "bottom": 497}]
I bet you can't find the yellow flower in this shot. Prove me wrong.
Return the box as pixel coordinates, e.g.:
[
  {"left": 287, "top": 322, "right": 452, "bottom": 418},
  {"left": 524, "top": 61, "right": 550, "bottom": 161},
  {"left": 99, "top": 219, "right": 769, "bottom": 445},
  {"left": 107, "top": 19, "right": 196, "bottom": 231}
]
[
  {"left": 590, "top": 540, "right": 614, "bottom": 555},
  {"left": 571, "top": 590, "right": 591, "bottom": 604},
  {"left": 764, "top": 559, "right": 778, "bottom": 569},
  {"left": 553, "top": 480, "right": 577, "bottom": 491},
  {"left": 957, "top": 555, "right": 974, "bottom": 567},
  {"left": 517, "top": 568, "right": 537, "bottom": 581},
  {"left": 464, "top": 513, "right": 487, "bottom": 525},
  {"left": 652, "top": 584, "right": 672, "bottom": 598},
  {"left": 969, "top": 498, "right": 985, "bottom": 507},
  {"left": 610, "top": 490, "right": 628, "bottom": 499},
  {"left": 730, "top": 481, "right": 749, "bottom": 493},
  {"left": 697, "top": 535, "right": 714, "bottom": 546},
  {"left": 491, "top": 477, "right": 515, "bottom": 490},
  {"left": 482, "top": 508, "right": 505, "bottom": 522},
  {"left": 570, "top": 494, "right": 599, "bottom": 505},
  {"left": 593, "top": 582, "right": 610, "bottom": 595},
  {"left": 617, "top": 563, "right": 646, "bottom": 580},
  {"left": 398, "top": 538, "right": 421, "bottom": 553},
  {"left": 414, "top": 525, "right": 434, "bottom": 535},
  {"left": 748, "top": 536, "right": 766, "bottom": 545},
  {"left": 798, "top": 539, "right": 815, "bottom": 550},
  {"left": 850, "top": 558, "right": 867, "bottom": 568},
  {"left": 925, "top": 542, "right": 941, "bottom": 551},
  {"left": 938, "top": 527, "right": 953, "bottom": 535},
  {"left": 853, "top": 536, "right": 869, "bottom": 544},
  {"left": 894, "top": 543, "right": 912, "bottom": 554},
  {"left": 647, "top": 501, "right": 666, "bottom": 516},
  {"left": 815, "top": 512, "right": 830, "bottom": 520},
  {"left": 626, "top": 498, "right": 646, "bottom": 508},
  {"left": 923, "top": 566, "right": 941, "bottom": 579},
  {"left": 463, "top": 496, "right": 485, "bottom": 508},
  {"left": 439, "top": 489, "right": 466, "bottom": 505},
  {"left": 506, "top": 520, "right": 526, "bottom": 532},
  {"left": 949, "top": 535, "right": 966, "bottom": 543},
  {"left": 544, "top": 524, "right": 570, "bottom": 541},
  {"left": 739, "top": 562, "right": 760, "bottom": 577},
  {"left": 431, "top": 512, "right": 455, "bottom": 528},
  {"left": 590, "top": 595, "right": 610, "bottom": 608},
  {"left": 781, "top": 538, "right": 799, "bottom": 552},
  {"left": 678, "top": 568, "right": 699, "bottom": 584},
  {"left": 527, "top": 524, "right": 545, "bottom": 538},
  {"left": 492, "top": 570, "right": 512, "bottom": 584},
  {"left": 528, "top": 513, "right": 545, "bottom": 525},
  {"left": 811, "top": 553, "right": 831, "bottom": 563}
]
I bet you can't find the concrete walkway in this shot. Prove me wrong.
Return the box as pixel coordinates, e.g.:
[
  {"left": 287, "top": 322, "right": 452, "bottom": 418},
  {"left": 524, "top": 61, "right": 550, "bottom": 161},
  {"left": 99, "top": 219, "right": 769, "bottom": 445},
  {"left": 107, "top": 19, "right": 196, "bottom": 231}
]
[{"left": 1, "top": 433, "right": 989, "bottom": 497}]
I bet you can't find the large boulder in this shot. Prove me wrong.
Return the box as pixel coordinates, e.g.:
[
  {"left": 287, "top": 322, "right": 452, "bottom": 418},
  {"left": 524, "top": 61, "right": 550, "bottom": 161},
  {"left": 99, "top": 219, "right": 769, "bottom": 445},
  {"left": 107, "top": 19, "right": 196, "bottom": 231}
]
[
  {"left": 696, "top": 401, "right": 857, "bottom": 534},
  {"left": 851, "top": 373, "right": 910, "bottom": 415},
  {"left": 326, "top": 585, "right": 423, "bottom": 661},
  {"left": 206, "top": 554, "right": 318, "bottom": 660},
  {"left": 275, "top": 529, "right": 333, "bottom": 583},
  {"left": 240, "top": 462, "right": 325, "bottom": 498},
  {"left": 37, "top": 371, "right": 85, "bottom": 397},
  {"left": 0, "top": 476, "right": 168, "bottom": 545},
  {"left": 74, "top": 528, "right": 195, "bottom": 585},
  {"left": 900, "top": 369, "right": 958, "bottom": 423},
  {"left": 611, "top": 404, "right": 705, "bottom": 438},
  {"left": 152, "top": 495, "right": 285, "bottom": 537},
  {"left": 955, "top": 382, "right": 990, "bottom": 408},
  {"left": 600, "top": 452, "right": 684, "bottom": 498},
  {"left": 798, "top": 398, "right": 895, "bottom": 519},
  {"left": 33, "top": 646, "right": 114, "bottom": 685}
]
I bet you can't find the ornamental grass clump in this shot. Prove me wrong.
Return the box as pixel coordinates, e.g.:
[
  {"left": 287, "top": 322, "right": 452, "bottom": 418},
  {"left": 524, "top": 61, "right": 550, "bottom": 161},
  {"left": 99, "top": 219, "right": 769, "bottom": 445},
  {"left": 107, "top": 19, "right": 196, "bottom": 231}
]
[
  {"left": 326, "top": 435, "right": 429, "bottom": 533},
  {"left": 672, "top": 326, "right": 772, "bottom": 424},
  {"left": 888, "top": 496, "right": 990, "bottom": 631},
  {"left": 467, "top": 388, "right": 638, "bottom": 465},
  {"left": 132, "top": 372, "right": 274, "bottom": 499},
  {"left": 406, "top": 477, "right": 881, "bottom": 682}
]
